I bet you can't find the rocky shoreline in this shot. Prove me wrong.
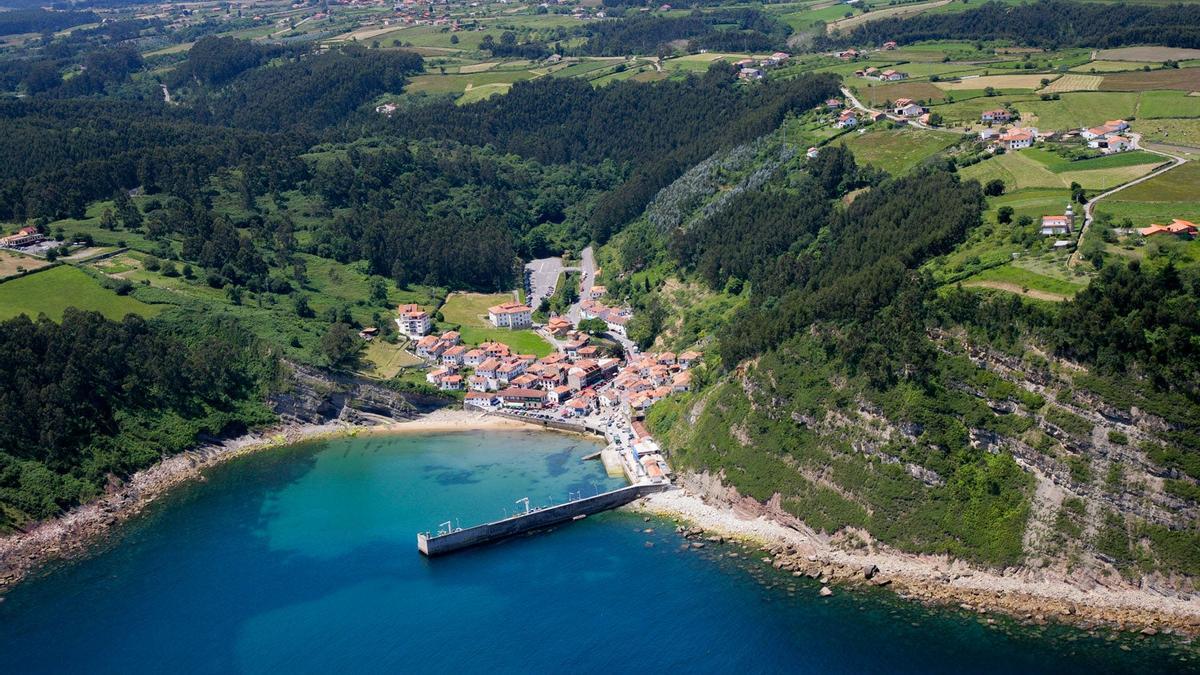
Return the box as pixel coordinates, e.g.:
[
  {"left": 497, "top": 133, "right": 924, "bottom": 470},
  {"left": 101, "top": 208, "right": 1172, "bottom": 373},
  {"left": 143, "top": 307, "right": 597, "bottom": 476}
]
[
  {"left": 0, "top": 422, "right": 352, "bottom": 593},
  {"left": 0, "top": 407, "right": 554, "bottom": 595},
  {"left": 633, "top": 480, "right": 1200, "bottom": 640}
]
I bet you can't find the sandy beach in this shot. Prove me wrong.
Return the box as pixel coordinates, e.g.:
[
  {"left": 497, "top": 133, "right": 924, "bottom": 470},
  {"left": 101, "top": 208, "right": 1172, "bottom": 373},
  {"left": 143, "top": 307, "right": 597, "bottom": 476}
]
[
  {"left": 361, "top": 408, "right": 547, "bottom": 435},
  {"left": 635, "top": 484, "right": 1200, "bottom": 636}
]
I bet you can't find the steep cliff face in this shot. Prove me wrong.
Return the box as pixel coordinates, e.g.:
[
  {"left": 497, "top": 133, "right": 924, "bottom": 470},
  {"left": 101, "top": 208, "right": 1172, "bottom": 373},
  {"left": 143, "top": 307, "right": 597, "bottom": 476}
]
[
  {"left": 271, "top": 363, "right": 449, "bottom": 425},
  {"left": 649, "top": 331, "right": 1200, "bottom": 591}
]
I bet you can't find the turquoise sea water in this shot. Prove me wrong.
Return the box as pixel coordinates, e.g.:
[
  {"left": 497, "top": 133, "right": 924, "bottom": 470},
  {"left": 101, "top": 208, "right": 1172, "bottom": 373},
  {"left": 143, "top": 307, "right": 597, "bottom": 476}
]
[{"left": 0, "top": 430, "right": 1195, "bottom": 674}]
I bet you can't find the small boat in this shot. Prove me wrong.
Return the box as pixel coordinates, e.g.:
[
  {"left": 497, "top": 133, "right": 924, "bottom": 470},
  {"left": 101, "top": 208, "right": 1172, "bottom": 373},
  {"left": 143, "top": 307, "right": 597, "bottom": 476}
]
[{"left": 572, "top": 514, "right": 587, "bottom": 521}]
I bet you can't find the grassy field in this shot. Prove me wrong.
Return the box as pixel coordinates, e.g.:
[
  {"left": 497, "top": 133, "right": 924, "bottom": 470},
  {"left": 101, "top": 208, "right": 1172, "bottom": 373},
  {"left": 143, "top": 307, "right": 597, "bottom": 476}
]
[
  {"left": 406, "top": 70, "right": 539, "bottom": 96},
  {"left": 962, "top": 263, "right": 1084, "bottom": 301},
  {"left": 0, "top": 265, "right": 164, "bottom": 321},
  {"left": 859, "top": 81, "right": 947, "bottom": 106},
  {"left": 1134, "top": 118, "right": 1200, "bottom": 148},
  {"left": 0, "top": 250, "right": 50, "bottom": 279},
  {"left": 836, "top": 128, "right": 962, "bottom": 174},
  {"left": 1095, "top": 161, "right": 1200, "bottom": 227},
  {"left": 1021, "top": 147, "right": 1164, "bottom": 172},
  {"left": 1019, "top": 92, "right": 1140, "bottom": 130},
  {"left": 1138, "top": 90, "right": 1200, "bottom": 119},
  {"left": 959, "top": 150, "right": 1161, "bottom": 190},
  {"left": 439, "top": 291, "right": 552, "bottom": 356},
  {"left": 936, "top": 74, "right": 1054, "bottom": 91},
  {"left": 360, "top": 337, "right": 423, "bottom": 379}
]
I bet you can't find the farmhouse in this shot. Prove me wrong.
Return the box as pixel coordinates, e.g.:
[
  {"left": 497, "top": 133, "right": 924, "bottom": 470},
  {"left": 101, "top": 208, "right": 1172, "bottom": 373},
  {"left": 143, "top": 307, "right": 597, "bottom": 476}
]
[
  {"left": 1089, "top": 134, "right": 1131, "bottom": 153},
  {"left": 981, "top": 109, "right": 1011, "bottom": 123},
  {"left": 739, "top": 67, "right": 764, "bottom": 81},
  {"left": 835, "top": 110, "right": 858, "bottom": 128},
  {"left": 488, "top": 301, "right": 533, "bottom": 328},
  {"left": 1139, "top": 219, "right": 1198, "bottom": 238},
  {"left": 880, "top": 69, "right": 908, "bottom": 81},
  {"left": 892, "top": 98, "right": 924, "bottom": 117},
  {"left": 998, "top": 128, "right": 1036, "bottom": 151}
]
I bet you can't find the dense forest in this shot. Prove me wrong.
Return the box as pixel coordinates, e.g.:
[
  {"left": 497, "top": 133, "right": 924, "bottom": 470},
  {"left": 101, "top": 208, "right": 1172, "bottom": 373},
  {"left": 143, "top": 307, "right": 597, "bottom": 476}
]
[
  {"left": 574, "top": 10, "right": 790, "bottom": 56},
  {"left": 0, "top": 9, "right": 98, "bottom": 36},
  {"left": 830, "top": 0, "right": 1200, "bottom": 50},
  {"left": 0, "top": 310, "right": 279, "bottom": 529},
  {"left": 393, "top": 70, "right": 841, "bottom": 241}
]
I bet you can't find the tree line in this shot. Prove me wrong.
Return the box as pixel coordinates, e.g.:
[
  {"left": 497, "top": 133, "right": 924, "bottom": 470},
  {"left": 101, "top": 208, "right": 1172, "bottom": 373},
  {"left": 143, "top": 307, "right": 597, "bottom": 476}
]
[
  {"left": 0, "top": 309, "right": 279, "bottom": 529},
  {"left": 826, "top": 0, "right": 1200, "bottom": 50}
]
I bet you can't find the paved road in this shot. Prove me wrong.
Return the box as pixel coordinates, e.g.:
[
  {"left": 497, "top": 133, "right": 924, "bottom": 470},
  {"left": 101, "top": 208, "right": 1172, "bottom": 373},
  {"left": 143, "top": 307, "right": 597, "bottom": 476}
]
[
  {"left": 1069, "top": 134, "right": 1187, "bottom": 268},
  {"left": 525, "top": 256, "right": 563, "bottom": 309},
  {"left": 567, "top": 246, "right": 596, "bottom": 323},
  {"left": 840, "top": 85, "right": 931, "bottom": 128}
]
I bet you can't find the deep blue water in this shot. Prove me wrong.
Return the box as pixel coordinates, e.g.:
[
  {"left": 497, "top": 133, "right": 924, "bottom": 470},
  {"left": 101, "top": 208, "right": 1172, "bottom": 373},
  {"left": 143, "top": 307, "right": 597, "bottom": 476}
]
[{"left": 0, "top": 430, "right": 1195, "bottom": 674}]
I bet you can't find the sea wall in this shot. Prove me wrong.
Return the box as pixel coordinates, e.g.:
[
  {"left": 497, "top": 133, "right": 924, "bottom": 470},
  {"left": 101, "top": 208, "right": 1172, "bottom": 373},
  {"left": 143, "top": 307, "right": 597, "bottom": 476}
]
[{"left": 419, "top": 483, "right": 670, "bottom": 556}]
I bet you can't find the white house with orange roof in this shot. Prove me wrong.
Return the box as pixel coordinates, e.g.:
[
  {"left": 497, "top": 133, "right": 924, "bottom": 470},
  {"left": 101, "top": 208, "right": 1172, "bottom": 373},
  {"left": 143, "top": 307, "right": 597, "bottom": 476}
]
[
  {"left": 396, "top": 303, "right": 431, "bottom": 337},
  {"left": 1039, "top": 204, "right": 1075, "bottom": 236},
  {"left": 998, "top": 128, "right": 1036, "bottom": 150},
  {"left": 488, "top": 301, "right": 533, "bottom": 328}
]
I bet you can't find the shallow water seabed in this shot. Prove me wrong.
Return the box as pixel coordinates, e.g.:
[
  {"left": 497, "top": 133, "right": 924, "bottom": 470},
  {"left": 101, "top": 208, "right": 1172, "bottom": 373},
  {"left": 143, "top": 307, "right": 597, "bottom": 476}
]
[{"left": 0, "top": 430, "right": 1194, "bottom": 674}]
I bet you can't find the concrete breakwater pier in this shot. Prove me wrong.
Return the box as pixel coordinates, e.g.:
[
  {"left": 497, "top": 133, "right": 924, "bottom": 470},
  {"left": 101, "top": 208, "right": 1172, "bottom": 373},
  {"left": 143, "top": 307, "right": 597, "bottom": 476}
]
[{"left": 418, "top": 483, "right": 670, "bottom": 556}]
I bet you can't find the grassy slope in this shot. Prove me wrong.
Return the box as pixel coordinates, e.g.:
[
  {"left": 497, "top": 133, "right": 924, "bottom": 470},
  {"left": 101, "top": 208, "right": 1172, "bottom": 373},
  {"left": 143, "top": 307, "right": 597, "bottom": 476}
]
[
  {"left": 0, "top": 265, "right": 164, "bottom": 321},
  {"left": 440, "top": 292, "right": 551, "bottom": 356},
  {"left": 835, "top": 128, "right": 962, "bottom": 174}
]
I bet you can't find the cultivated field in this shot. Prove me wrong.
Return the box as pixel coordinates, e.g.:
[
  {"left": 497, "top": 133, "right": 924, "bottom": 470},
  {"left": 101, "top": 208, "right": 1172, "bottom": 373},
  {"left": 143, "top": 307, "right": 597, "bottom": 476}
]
[
  {"left": 1101, "top": 68, "right": 1200, "bottom": 92},
  {"left": 1041, "top": 74, "right": 1102, "bottom": 93},
  {"left": 0, "top": 250, "right": 49, "bottom": 279},
  {"left": 0, "top": 265, "right": 164, "bottom": 321},
  {"left": 825, "top": 0, "right": 952, "bottom": 33},
  {"left": 1094, "top": 160, "right": 1200, "bottom": 227},
  {"left": 936, "top": 74, "right": 1055, "bottom": 91},
  {"left": 1096, "top": 47, "right": 1200, "bottom": 62},
  {"left": 1069, "top": 60, "right": 1153, "bottom": 73}
]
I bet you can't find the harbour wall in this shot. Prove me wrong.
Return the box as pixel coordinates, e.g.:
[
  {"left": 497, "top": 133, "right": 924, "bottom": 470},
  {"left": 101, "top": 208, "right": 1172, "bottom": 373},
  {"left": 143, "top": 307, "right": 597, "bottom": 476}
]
[{"left": 418, "top": 483, "right": 670, "bottom": 556}]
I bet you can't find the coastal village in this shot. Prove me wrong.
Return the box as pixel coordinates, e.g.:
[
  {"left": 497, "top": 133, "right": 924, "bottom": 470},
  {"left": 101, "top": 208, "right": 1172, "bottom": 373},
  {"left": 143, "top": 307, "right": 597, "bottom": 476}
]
[{"left": 392, "top": 277, "right": 699, "bottom": 487}]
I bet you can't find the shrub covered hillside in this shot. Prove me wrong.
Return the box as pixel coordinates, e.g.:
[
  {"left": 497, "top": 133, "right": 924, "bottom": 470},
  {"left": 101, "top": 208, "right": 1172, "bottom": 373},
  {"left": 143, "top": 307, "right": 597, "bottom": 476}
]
[
  {"left": 620, "top": 133, "right": 1200, "bottom": 580},
  {"left": 0, "top": 310, "right": 279, "bottom": 531}
]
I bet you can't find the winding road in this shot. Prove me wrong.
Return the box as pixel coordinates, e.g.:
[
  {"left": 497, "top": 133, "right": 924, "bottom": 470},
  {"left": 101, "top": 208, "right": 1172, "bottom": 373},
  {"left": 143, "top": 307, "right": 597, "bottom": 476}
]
[{"left": 1068, "top": 134, "right": 1188, "bottom": 268}]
